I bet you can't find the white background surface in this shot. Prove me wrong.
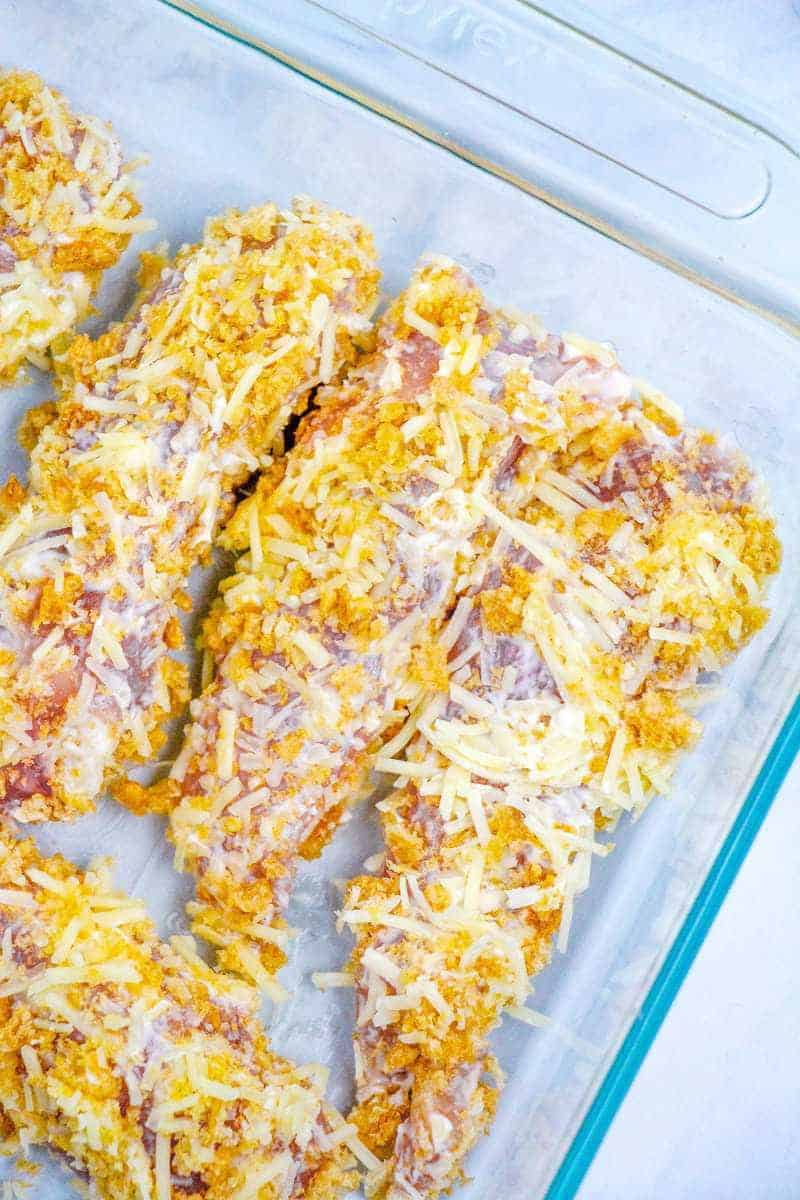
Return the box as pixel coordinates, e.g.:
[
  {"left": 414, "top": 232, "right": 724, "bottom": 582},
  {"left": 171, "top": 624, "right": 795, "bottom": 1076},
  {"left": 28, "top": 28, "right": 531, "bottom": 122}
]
[
  {"left": 577, "top": 2, "right": 800, "bottom": 1196},
  {"left": 579, "top": 760, "right": 800, "bottom": 1199}
]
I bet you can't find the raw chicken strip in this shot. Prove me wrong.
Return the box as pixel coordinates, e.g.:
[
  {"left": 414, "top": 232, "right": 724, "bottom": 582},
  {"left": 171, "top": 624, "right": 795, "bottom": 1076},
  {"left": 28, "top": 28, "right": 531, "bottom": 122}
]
[
  {"left": 1, "top": 69, "right": 151, "bottom": 383},
  {"left": 0, "top": 196, "right": 379, "bottom": 821},
  {"left": 344, "top": 360, "right": 780, "bottom": 1199},
  {"left": 166, "top": 260, "right": 633, "bottom": 992},
  {"left": 0, "top": 828, "right": 364, "bottom": 1200}
]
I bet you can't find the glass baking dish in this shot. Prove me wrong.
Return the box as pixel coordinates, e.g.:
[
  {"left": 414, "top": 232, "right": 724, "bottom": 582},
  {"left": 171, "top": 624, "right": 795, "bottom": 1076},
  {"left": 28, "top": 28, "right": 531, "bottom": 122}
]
[{"left": 3, "top": 1, "right": 799, "bottom": 1197}]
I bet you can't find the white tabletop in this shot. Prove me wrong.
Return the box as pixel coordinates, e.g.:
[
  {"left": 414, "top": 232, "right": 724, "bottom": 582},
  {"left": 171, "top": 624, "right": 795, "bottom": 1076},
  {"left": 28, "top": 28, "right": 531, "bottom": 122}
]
[
  {"left": 579, "top": 759, "right": 800, "bottom": 1199},
  {"left": 577, "top": 2, "right": 800, "bottom": 1196}
]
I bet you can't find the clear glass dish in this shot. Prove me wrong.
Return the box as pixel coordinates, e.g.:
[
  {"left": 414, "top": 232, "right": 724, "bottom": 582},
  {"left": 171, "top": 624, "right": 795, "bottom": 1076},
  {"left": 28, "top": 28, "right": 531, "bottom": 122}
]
[{"left": 3, "top": 2, "right": 799, "bottom": 1197}]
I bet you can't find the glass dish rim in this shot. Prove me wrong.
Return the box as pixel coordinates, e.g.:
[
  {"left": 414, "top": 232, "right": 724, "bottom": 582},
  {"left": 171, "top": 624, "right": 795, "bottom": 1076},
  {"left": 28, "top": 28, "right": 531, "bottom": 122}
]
[{"left": 146, "top": 2, "right": 800, "bottom": 1192}]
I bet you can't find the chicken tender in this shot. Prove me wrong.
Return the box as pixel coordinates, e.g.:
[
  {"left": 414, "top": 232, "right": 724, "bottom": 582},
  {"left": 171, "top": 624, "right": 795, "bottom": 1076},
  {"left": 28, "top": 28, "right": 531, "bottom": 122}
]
[
  {"left": 0, "top": 69, "right": 150, "bottom": 383},
  {"left": 0, "top": 196, "right": 378, "bottom": 820},
  {"left": 0, "top": 828, "right": 362, "bottom": 1200},
  {"left": 167, "top": 260, "right": 631, "bottom": 992},
  {"left": 343, "top": 357, "right": 780, "bottom": 1199}
]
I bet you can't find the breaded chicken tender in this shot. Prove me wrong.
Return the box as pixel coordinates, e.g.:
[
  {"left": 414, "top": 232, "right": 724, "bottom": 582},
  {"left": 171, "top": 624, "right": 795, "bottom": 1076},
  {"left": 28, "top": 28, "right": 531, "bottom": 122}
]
[
  {"left": 165, "top": 260, "right": 640, "bottom": 995},
  {"left": 0, "top": 69, "right": 151, "bottom": 383},
  {"left": 343, "top": 350, "right": 780, "bottom": 1200},
  {"left": 0, "top": 828, "right": 364, "bottom": 1200},
  {"left": 0, "top": 196, "right": 379, "bottom": 821}
]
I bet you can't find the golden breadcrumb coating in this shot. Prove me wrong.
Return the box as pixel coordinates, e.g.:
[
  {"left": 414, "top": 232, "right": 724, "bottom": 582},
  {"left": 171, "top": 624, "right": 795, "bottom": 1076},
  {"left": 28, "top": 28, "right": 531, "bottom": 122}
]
[
  {"left": 0, "top": 69, "right": 151, "bottom": 383},
  {"left": 343, "top": 347, "right": 780, "bottom": 1199},
  {"left": 0, "top": 828, "right": 363, "bottom": 1200},
  {"left": 0, "top": 196, "right": 379, "bottom": 822}
]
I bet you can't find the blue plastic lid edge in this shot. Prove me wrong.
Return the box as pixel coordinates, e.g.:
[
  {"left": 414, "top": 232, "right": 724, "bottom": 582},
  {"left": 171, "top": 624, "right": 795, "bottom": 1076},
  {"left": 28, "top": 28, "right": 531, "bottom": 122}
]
[{"left": 544, "top": 690, "right": 800, "bottom": 1200}]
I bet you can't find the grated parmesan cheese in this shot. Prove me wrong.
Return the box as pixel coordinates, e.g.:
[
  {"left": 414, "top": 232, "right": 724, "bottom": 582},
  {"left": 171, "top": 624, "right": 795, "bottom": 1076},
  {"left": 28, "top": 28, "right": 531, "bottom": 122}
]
[{"left": 216, "top": 710, "right": 237, "bottom": 780}]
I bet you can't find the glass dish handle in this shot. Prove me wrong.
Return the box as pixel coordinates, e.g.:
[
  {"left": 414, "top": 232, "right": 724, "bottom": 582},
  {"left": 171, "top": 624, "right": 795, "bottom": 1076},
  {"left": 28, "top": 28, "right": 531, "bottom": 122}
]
[{"left": 171, "top": 0, "right": 800, "bottom": 328}]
